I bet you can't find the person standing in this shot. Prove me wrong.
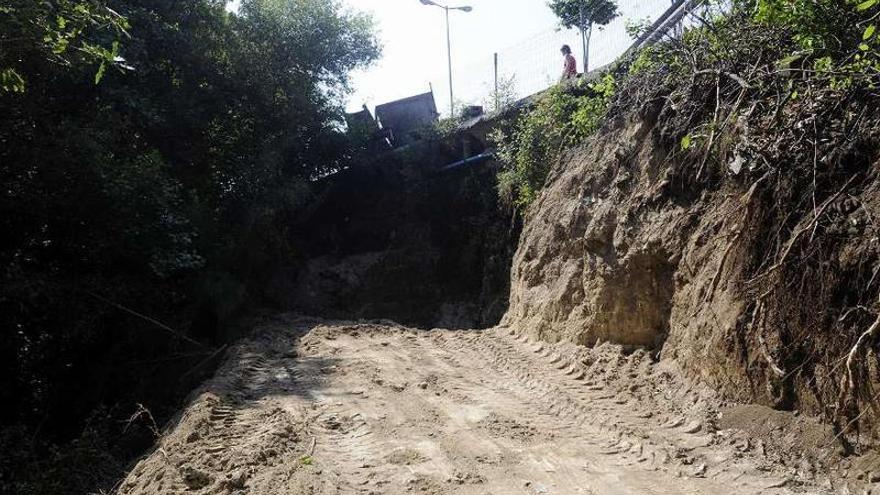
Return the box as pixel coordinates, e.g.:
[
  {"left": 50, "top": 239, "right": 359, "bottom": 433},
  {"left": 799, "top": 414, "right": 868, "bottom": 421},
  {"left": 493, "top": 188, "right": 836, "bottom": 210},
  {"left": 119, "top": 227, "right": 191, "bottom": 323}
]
[{"left": 560, "top": 44, "right": 578, "bottom": 82}]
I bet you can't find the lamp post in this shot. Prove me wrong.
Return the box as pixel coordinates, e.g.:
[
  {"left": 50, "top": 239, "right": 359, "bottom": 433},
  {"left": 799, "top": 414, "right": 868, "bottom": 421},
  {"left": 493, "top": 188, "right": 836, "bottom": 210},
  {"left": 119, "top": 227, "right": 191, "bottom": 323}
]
[{"left": 419, "top": 0, "right": 473, "bottom": 117}]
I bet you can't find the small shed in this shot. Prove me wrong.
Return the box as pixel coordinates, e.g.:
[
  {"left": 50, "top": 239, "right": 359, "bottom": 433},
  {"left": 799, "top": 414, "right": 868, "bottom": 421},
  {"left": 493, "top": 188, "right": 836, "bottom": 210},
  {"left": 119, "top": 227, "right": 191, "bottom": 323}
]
[
  {"left": 374, "top": 91, "right": 440, "bottom": 148},
  {"left": 345, "top": 104, "right": 379, "bottom": 134}
]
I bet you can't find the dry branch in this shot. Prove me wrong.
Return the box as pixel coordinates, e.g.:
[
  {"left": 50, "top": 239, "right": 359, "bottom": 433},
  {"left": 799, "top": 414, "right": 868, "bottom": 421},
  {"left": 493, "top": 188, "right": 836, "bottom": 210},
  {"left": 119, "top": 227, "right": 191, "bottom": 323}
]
[{"left": 85, "top": 290, "right": 205, "bottom": 348}]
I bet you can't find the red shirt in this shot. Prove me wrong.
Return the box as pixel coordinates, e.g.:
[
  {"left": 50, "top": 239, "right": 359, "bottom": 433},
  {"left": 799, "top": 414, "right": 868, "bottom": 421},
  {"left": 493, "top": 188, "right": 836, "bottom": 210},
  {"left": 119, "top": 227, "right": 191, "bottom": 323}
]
[{"left": 562, "top": 54, "right": 577, "bottom": 79}]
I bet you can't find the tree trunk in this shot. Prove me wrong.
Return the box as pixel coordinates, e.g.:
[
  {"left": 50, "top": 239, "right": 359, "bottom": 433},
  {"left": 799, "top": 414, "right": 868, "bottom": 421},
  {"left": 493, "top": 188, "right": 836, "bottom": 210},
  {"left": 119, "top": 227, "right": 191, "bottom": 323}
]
[{"left": 582, "top": 23, "right": 592, "bottom": 73}]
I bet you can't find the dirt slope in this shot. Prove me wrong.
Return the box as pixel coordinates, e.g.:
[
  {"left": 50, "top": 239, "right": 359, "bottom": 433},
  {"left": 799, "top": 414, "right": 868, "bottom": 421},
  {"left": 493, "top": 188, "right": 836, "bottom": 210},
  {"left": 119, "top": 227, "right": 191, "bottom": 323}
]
[
  {"left": 502, "top": 104, "right": 880, "bottom": 429},
  {"left": 116, "top": 317, "right": 859, "bottom": 494}
]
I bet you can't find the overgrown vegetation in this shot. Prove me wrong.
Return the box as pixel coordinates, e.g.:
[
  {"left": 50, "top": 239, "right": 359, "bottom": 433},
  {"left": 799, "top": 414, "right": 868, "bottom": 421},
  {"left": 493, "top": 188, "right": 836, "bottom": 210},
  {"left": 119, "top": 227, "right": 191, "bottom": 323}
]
[
  {"left": 499, "top": 0, "right": 880, "bottom": 450},
  {"left": 0, "top": 1, "right": 131, "bottom": 92},
  {"left": 0, "top": 1, "right": 378, "bottom": 493},
  {"left": 494, "top": 74, "right": 615, "bottom": 209}
]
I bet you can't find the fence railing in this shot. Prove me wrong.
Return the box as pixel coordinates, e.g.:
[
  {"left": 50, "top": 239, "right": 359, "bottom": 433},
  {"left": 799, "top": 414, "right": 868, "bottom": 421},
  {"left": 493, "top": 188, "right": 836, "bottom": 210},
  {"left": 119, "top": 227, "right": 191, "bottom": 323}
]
[{"left": 429, "top": 0, "right": 711, "bottom": 116}]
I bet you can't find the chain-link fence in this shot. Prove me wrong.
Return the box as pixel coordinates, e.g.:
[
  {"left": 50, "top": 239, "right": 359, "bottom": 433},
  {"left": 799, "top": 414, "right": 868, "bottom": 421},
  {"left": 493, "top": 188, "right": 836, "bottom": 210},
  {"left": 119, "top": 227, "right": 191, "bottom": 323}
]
[{"left": 428, "top": 0, "right": 693, "bottom": 115}]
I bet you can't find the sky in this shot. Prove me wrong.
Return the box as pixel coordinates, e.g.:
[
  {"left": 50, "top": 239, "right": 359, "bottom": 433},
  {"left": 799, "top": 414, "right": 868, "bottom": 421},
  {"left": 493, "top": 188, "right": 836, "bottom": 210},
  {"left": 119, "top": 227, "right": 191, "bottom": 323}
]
[
  {"left": 339, "top": 0, "right": 579, "bottom": 115},
  {"left": 227, "top": 0, "right": 672, "bottom": 116}
]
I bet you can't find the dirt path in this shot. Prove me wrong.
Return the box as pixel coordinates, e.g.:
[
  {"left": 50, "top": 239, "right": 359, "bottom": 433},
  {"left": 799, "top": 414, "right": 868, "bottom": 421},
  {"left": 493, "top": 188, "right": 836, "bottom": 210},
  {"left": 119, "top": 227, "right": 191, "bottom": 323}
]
[{"left": 117, "top": 317, "right": 847, "bottom": 494}]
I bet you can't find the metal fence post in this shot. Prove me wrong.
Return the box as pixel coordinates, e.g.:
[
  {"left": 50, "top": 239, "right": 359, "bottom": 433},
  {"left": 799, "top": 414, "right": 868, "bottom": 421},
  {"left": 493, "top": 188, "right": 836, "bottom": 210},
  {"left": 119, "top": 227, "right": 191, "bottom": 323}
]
[{"left": 494, "top": 52, "right": 499, "bottom": 110}]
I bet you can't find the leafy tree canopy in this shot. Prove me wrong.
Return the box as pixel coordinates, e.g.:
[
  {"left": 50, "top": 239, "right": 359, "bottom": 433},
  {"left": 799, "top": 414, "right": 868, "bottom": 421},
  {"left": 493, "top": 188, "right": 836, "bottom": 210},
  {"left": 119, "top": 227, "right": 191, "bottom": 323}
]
[
  {"left": 548, "top": 0, "right": 619, "bottom": 30},
  {"left": 0, "top": 1, "right": 380, "bottom": 492},
  {"left": 0, "top": 0, "right": 130, "bottom": 92}
]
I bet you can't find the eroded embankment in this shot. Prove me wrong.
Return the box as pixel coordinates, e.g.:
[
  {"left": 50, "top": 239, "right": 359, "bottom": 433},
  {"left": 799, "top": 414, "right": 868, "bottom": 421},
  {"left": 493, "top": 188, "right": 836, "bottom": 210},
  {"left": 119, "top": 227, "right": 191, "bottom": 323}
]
[{"left": 502, "top": 99, "right": 880, "bottom": 446}]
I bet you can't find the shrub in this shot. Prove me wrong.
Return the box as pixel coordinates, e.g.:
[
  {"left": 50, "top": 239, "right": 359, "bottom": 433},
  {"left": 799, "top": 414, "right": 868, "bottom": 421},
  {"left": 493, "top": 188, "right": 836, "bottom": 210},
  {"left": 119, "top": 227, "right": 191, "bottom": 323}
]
[{"left": 494, "top": 74, "right": 615, "bottom": 210}]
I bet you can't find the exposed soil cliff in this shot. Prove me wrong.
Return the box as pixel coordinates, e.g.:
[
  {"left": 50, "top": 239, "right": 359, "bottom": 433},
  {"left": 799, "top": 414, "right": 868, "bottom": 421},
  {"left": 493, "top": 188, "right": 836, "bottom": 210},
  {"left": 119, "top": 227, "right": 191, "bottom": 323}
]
[{"left": 502, "top": 97, "right": 880, "bottom": 445}]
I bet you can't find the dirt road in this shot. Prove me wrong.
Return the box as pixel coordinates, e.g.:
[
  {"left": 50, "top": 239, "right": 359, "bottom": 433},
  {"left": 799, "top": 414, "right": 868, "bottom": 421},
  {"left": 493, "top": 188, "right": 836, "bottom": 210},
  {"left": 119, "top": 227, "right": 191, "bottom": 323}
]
[{"left": 117, "top": 317, "right": 850, "bottom": 494}]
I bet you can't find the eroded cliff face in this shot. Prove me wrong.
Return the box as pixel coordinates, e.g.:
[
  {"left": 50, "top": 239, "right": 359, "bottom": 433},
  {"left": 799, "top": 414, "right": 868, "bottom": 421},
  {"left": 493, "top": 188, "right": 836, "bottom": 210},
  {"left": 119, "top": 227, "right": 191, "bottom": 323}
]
[
  {"left": 502, "top": 110, "right": 880, "bottom": 418},
  {"left": 503, "top": 117, "right": 680, "bottom": 349}
]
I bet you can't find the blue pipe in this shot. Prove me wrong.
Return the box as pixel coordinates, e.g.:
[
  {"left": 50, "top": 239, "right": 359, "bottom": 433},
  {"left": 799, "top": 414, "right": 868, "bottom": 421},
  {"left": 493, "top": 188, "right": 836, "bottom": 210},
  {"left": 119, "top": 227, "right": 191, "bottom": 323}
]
[{"left": 439, "top": 150, "right": 495, "bottom": 172}]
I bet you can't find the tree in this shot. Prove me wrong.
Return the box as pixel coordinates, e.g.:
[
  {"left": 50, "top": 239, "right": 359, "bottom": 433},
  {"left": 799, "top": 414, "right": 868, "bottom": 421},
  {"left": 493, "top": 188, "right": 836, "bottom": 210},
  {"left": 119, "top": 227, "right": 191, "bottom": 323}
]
[
  {"left": 0, "top": 1, "right": 380, "bottom": 492},
  {"left": 0, "top": 1, "right": 130, "bottom": 92},
  {"left": 549, "top": 0, "right": 619, "bottom": 72}
]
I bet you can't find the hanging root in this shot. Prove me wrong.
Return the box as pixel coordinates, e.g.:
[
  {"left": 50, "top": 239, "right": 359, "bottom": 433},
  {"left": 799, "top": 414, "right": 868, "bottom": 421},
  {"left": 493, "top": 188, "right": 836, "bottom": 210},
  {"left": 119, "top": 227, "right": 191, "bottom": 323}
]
[
  {"left": 835, "top": 296, "right": 880, "bottom": 448},
  {"left": 844, "top": 311, "right": 880, "bottom": 396},
  {"left": 749, "top": 298, "right": 786, "bottom": 378}
]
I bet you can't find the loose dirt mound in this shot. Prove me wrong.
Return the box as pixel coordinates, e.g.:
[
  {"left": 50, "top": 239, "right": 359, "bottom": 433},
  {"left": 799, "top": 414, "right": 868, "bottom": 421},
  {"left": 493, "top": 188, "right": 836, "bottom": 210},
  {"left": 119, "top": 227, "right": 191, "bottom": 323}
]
[{"left": 117, "top": 317, "right": 861, "bottom": 494}]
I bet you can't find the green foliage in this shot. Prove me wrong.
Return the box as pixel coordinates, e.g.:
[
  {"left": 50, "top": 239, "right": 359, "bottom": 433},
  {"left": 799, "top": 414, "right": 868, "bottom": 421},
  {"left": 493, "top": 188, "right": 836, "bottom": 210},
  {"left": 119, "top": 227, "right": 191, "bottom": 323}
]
[
  {"left": 680, "top": 134, "right": 692, "bottom": 150},
  {"left": 0, "top": 1, "right": 379, "bottom": 493},
  {"left": 486, "top": 75, "right": 519, "bottom": 113},
  {"left": 624, "top": 17, "right": 652, "bottom": 40},
  {"left": 548, "top": 0, "right": 619, "bottom": 30},
  {"left": 494, "top": 74, "right": 615, "bottom": 209},
  {"left": 628, "top": 46, "right": 658, "bottom": 75},
  {"left": 0, "top": 0, "right": 130, "bottom": 92},
  {"left": 755, "top": 0, "right": 879, "bottom": 57},
  {"left": 570, "top": 73, "right": 615, "bottom": 139},
  {"left": 753, "top": 0, "right": 880, "bottom": 86},
  {"left": 0, "top": 68, "right": 25, "bottom": 92},
  {"left": 434, "top": 114, "right": 465, "bottom": 138},
  {"left": 755, "top": 0, "right": 853, "bottom": 51}
]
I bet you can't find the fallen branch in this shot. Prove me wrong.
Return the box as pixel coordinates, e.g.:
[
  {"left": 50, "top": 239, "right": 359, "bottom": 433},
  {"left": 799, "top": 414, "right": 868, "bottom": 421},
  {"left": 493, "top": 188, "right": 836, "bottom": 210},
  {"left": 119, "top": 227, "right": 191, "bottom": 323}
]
[{"left": 85, "top": 290, "right": 205, "bottom": 348}]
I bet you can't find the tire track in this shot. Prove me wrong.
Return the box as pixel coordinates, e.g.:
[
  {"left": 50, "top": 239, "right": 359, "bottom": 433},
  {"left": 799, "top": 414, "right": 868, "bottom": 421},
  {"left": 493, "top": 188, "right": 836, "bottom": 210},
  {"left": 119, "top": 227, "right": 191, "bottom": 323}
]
[
  {"left": 468, "top": 328, "right": 808, "bottom": 492},
  {"left": 117, "top": 319, "right": 835, "bottom": 495}
]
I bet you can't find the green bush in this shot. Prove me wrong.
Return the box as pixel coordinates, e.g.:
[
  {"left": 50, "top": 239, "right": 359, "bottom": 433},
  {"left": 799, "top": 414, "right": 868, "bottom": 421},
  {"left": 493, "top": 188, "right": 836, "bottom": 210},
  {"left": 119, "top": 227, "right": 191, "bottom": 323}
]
[
  {"left": 754, "top": 0, "right": 880, "bottom": 84},
  {"left": 494, "top": 74, "right": 615, "bottom": 210}
]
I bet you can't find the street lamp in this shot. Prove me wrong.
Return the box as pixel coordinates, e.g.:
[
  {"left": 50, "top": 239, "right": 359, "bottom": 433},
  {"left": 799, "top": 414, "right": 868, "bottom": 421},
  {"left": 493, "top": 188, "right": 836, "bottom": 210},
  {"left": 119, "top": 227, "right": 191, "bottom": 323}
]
[{"left": 419, "top": 0, "right": 473, "bottom": 117}]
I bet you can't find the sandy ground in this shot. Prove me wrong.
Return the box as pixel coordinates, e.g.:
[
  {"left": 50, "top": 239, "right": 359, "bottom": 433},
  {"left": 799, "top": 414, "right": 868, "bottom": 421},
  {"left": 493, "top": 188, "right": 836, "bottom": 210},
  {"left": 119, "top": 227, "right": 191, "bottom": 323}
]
[{"left": 116, "top": 317, "right": 868, "bottom": 494}]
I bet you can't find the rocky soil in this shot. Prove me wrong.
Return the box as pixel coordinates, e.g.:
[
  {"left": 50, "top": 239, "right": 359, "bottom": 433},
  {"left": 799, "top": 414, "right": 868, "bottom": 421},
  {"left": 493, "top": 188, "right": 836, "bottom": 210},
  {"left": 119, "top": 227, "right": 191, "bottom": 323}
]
[{"left": 116, "top": 316, "right": 875, "bottom": 494}]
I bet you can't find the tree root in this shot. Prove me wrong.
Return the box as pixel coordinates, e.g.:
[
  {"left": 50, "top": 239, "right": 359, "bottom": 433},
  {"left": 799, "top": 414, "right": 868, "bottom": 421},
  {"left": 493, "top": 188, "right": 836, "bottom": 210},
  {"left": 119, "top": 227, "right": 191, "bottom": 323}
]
[
  {"left": 751, "top": 300, "right": 786, "bottom": 378},
  {"left": 844, "top": 311, "right": 880, "bottom": 395},
  {"left": 749, "top": 175, "right": 857, "bottom": 285}
]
